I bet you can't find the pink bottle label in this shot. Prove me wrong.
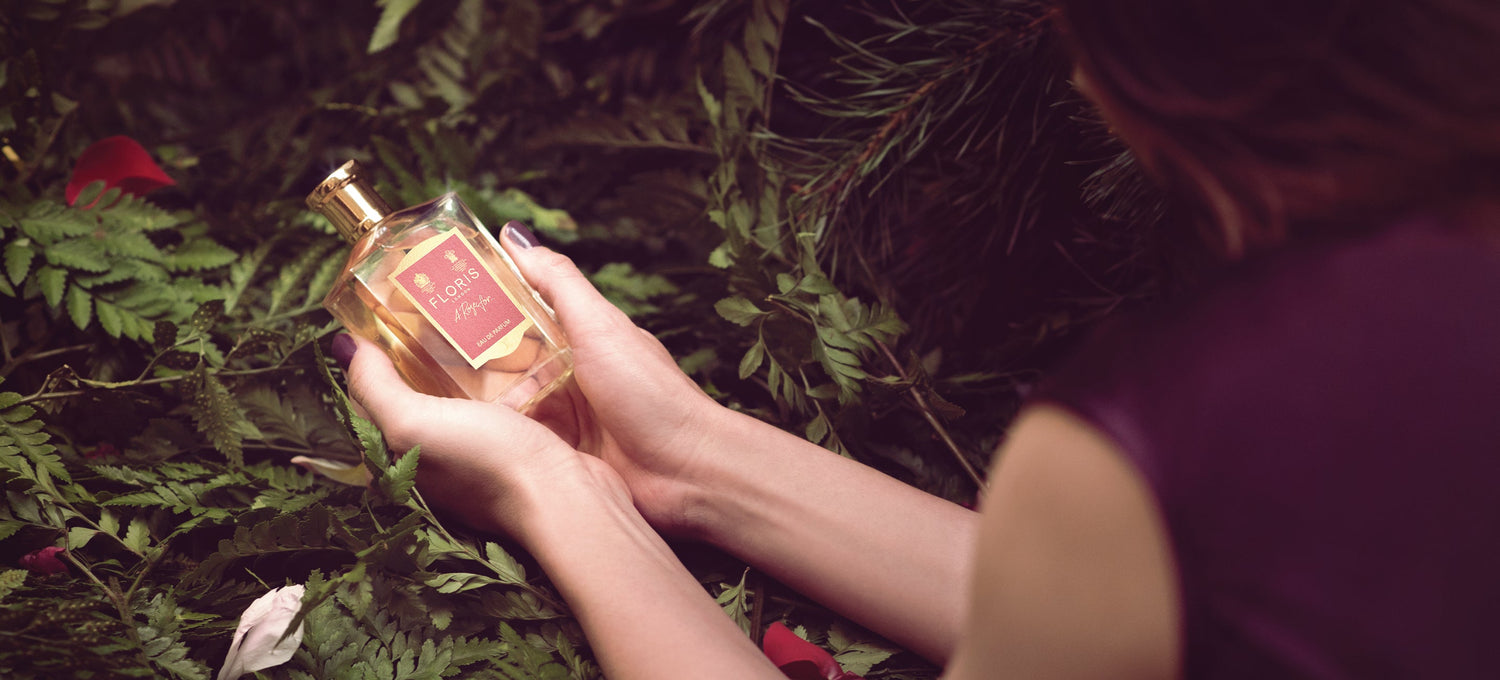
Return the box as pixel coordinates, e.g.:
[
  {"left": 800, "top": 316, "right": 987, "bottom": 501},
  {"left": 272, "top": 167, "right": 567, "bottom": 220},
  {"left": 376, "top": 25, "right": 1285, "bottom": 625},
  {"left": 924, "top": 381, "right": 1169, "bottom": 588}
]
[{"left": 388, "top": 232, "right": 532, "bottom": 369}]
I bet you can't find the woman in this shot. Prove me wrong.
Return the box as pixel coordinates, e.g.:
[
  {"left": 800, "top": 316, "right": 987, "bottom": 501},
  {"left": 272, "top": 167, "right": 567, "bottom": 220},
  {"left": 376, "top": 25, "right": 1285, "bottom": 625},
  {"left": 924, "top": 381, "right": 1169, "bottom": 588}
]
[{"left": 334, "top": 0, "right": 1500, "bottom": 677}]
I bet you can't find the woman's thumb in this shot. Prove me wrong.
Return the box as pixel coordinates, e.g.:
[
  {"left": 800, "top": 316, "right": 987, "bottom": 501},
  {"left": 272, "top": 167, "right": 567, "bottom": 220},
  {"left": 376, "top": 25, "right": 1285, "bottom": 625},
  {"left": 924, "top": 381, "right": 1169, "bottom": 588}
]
[{"left": 497, "top": 221, "right": 638, "bottom": 341}]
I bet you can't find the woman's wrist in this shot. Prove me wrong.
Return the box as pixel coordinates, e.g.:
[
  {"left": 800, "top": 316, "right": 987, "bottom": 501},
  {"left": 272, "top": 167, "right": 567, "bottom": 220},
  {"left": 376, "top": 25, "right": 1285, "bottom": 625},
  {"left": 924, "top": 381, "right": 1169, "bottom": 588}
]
[
  {"left": 503, "top": 453, "right": 636, "bottom": 549},
  {"left": 668, "top": 406, "right": 788, "bottom": 543}
]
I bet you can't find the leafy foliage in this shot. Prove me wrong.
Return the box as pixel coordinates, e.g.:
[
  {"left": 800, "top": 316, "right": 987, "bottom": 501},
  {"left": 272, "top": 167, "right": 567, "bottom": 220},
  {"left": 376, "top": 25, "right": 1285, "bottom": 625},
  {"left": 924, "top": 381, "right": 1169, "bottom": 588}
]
[
  {"left": 0, "top": 187, "right": 232, "bottom": 341},
  {"left": 0, "top": 0, "right": 1163, "bottom": 678}
]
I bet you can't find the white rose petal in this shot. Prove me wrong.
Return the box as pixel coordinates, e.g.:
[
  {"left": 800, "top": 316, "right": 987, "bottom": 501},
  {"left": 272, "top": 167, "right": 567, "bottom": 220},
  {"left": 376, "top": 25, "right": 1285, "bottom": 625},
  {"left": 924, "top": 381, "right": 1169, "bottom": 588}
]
[
  {"left": 291, "top": 455, "right": 373, "bottom": 486},
  {"left": 217, "top": 584, "right": 307, "bottom": 680}
]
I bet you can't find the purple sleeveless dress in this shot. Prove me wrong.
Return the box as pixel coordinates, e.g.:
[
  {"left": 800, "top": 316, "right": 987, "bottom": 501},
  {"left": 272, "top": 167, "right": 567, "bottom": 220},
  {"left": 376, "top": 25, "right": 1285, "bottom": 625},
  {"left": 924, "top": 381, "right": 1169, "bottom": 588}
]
[{"left": 1035, "top": 217, "right": 1500, "bottom": 677}]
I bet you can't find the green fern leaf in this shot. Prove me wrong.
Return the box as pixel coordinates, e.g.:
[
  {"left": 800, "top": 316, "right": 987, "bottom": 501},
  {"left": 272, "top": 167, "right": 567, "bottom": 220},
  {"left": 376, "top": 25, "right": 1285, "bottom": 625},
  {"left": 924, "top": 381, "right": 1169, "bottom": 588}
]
[
  {"left": 303, "top": 253, "right": 345, "bottom": 308},
  {"left": 482, "top": 542, "right": 527, "bottom": 585},
  {"left": 100, "top": 230, "right": 164, "bottom": 262},
  {"left": 20, "top": 201, "right": 93, "bottom": 241},
  {"left": 94, "top": 298, "right": 124, "bottom": 337},
  {"left": 162, "top": 238, "right": 237, "bottom": 271},
  {"left": 36, "top": 266, "right": 66, "bottom": 307},
  {"left": 65, "top": 284, "right": 92, "bottom": 330},
  {"left": 74, "top": 259, "right": 169, "bottom": 287},
  {"left": 0, "top": 393, "right": 69, "bottom": 485},
  {"left": 45, "top": 237, "right": 111, "bottom": 272},
  {"left": 380, "top": 444, "right": 420, "bottom": 504},
  {"left": 101, "top": 490, "right": 165, "bottom": 507},
  {"left": 369, "top": 0, "right": 424, "bottom": 53},
  {"left": 122, "top": 517, "right": 150, "bottom": 552},
  {"left": 0, "top": 569, "right": 26, "bottom": 603},
  {"left": 91, "top": 194, "right": 188, "bottom": 232},
  {"left": 3, "top": 239, "right": 33, "bottom": 284},
  {"left": 353, "top": 415, "right": 389, "bottom": 470},
  {"left": 185, "top": 364, "right": 249, "bottom": 467},
  {"left": 90, "top": 464, "right": 162, "bottom": 485},
  {"left": 69, "top": 181, "right": 109, "bottom": 210}
]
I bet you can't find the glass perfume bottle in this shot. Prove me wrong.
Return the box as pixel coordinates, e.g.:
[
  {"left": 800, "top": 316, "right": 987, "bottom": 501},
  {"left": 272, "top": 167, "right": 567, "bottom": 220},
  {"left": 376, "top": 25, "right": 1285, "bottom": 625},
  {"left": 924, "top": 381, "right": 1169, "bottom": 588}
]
[{"left": 309, "top": 160, "right": 573, "bottom": 412}]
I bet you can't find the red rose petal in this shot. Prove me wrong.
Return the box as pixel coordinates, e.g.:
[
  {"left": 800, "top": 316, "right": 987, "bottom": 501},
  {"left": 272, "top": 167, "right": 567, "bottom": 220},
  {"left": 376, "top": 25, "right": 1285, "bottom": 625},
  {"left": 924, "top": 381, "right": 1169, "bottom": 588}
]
[
  {"left": 763, "top": 622, "right": 861, "bottom": 680},
  {"left": 65, "top": 136, "right": 176, "bottom": 207},
  {"left": 20, "top": 546, "right": 68, "bottom": 575}
]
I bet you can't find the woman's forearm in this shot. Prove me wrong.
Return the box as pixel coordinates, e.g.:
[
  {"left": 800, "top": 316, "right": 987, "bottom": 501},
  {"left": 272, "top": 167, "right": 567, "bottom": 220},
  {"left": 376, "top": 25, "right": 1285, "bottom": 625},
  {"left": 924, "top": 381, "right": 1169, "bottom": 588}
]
[
  {"left": 680, "top": 409, "right": 979, "bottom": 664},
  {"left": 516, "top": 462, "right": 785, "bottom": 680}
]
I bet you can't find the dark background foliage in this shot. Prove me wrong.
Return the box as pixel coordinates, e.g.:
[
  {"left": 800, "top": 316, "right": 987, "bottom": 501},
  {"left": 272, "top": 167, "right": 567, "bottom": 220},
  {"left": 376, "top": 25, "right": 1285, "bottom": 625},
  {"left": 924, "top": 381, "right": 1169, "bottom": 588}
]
[{"left": 0, "top": 0, "right": 1168, "bottom": 676}]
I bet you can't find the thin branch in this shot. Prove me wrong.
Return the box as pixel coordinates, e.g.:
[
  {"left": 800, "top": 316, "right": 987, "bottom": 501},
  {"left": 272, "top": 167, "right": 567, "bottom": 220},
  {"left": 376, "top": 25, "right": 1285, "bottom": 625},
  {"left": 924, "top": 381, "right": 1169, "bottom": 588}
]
[
  {"left": 19, "top": 364, "right": 299, "bottom": 405},
  {"left": 875, "top": 340, "right": 987, "bottom": 492},
  {"left": 0, "top": 340, "right": 88, "bottom": 380}
]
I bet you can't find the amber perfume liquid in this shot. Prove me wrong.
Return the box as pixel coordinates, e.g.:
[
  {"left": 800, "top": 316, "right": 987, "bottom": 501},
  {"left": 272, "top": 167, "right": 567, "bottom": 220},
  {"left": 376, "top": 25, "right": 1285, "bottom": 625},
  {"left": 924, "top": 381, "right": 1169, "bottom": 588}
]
[{"left": 312, "top": 163, "right": 572, "bottom": 412}]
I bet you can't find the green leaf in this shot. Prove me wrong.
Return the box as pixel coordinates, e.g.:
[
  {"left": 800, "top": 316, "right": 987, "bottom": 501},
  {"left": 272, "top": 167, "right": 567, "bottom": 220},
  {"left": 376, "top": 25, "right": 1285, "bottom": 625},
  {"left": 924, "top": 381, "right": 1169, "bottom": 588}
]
[
  {"left": 0, "top": 394, "right": 68, "bottom": 485},
  {"left": 380, "top": 444, "right": 420, "bottom": 505},
  {"left": 800, "top": 273, "right": 837, "bottom": 295},
  {"left": 805, "top": 413, "right": 830, "bottom": 444},
  {"left": 37, "top": 266, "right": 67, "bottom": 307},
  {"left": 163, "top": 238, "right": 237, "bottom": 271},
  {"left": 68, "top": 526, "right": 98, "bottom": 550},
  {"left": 98, "top": 509, "right": 120, "bottom": 537},
  {"left": 185, "top": 364, "right": 248, "bottom": 467},
  {"left": 369, "top": 0, "right": 423, "bottom": 53},
  {"left": 100, "top": 230, "right": 164, "bottom": 261},
  {"left": 713, "top": 568, "right": 753, "bottom": 635},
  {"left": 3, "top": 240, "right": 33, "bottom": 284},
  {"left": 190, "top": 299, "right": 224, "bottom": 333},
  {"left": 22, "top": 200, "right": 94, "bottom": 241},
  {"left": 423, "top": 571, "right": 505, "bottom": 594},
  {"left": 827, "top": 622, "right": 897, "bottom": 675},
  {"left": 94, "top": 298, "right": 123, "bottom": 337},
  {"left": 65, "top": 284, "right": 92, "bottom": 330},
  {"left": 483, "top": 542, "right": 527, "bottom": 585},
  {"left": 45, "top": 237, "right": 111, "bottom": 272},
  {"left": 714, "top": 296, "right": 766, "bottom": 326},
  {"left": 0, "top": 569, "right": 26, "bottom": 603},
  {"left": 123, "top": 517, "right": 150, "bottom": 553},
  {"left": 738, "top": 338, "right": 765, "bottom": 379},
  {"left": 353, "top": 415, "right": 389, "bottom": 471}
]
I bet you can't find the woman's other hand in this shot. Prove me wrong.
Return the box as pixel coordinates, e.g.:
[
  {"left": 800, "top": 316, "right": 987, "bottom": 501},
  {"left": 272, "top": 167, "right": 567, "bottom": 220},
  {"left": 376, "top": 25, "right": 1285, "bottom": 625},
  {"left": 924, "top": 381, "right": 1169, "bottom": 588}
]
[{"left": 499, "top": 222, "right": 725, "bottom": 536}]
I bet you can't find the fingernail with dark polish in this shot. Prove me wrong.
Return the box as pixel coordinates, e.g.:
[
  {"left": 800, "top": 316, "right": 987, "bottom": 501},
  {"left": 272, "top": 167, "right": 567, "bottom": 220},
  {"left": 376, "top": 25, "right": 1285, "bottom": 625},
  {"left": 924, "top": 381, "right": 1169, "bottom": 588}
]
[
  {"left": 331, "top": 333, "right": 357, "bottom": 369},
  {"left": 503, "top": 220, "right": 537, "bottom": 250}
]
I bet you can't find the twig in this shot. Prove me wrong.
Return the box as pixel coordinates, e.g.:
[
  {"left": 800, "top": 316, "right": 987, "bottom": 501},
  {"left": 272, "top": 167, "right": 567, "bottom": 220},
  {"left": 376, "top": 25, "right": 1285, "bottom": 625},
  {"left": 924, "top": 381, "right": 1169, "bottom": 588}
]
[
  {"left": 875, "top": 340, "right": 987, "bottom": 492},
  {"left": 0, "top": 341, "right": 90, "bottom": 380},
  {"left": 19, "top": 364, "right": 298, "bottom": 405}
]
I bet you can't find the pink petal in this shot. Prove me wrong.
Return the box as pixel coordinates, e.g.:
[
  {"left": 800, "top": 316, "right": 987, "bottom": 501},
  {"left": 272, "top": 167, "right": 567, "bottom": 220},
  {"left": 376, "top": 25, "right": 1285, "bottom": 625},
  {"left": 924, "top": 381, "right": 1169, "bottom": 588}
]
[
  {"left": 763, "top": 622, "right": 860, "bottom": 680},
  {"left": 20, "top": 546, "right": 68, "bottom": 575},
  {"left": 66, "top": 136, "right": 176, "bottom": 207}
]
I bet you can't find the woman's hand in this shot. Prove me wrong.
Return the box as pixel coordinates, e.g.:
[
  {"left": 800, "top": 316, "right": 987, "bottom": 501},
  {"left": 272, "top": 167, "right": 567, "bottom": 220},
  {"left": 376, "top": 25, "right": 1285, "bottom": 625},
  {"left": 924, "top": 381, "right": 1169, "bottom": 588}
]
[
  {"left": 497, "top": 222, "right": 727, "bottom": 536},
  {"left": 343, "top": 333, "right": 631, "bottom": 538},
  {"left": 342, "top": 335, "right": 784, "bottom": 680}
]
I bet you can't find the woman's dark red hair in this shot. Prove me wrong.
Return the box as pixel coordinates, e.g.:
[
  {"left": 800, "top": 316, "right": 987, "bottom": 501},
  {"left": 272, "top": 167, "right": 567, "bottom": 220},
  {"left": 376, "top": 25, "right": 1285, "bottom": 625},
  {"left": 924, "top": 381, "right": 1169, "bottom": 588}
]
[{"left": 1054, "top": 0, "right": 1500, "bottom": 256}]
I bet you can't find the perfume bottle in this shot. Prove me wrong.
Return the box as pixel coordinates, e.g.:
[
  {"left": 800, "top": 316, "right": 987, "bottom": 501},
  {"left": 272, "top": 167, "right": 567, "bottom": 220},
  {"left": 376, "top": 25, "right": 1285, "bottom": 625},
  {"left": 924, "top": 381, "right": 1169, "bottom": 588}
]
[{"left": 309, "top": 160, "right": 573, "bottom": 412}]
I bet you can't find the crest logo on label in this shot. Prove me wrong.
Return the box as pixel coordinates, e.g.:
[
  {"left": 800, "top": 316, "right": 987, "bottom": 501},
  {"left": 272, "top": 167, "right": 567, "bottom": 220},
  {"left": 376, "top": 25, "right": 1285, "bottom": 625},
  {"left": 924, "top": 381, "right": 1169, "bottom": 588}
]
[{"left": 444, "top": 249, "right": 469, "bottom": 272}]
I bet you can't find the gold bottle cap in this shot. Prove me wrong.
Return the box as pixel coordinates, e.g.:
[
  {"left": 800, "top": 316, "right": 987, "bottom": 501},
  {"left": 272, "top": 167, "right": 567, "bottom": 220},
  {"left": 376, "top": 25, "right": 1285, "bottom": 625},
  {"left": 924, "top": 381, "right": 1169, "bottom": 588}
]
[{"left": 306, "top": 160, "right": 392, "bottom": 242}]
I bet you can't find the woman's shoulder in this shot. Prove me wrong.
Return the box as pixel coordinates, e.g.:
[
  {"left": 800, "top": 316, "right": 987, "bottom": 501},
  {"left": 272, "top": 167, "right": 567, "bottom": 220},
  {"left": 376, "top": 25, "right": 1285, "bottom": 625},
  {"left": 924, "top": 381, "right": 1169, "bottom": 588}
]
[{"left": 1031, "top": 214, "right": 1500, "bottom": 676}]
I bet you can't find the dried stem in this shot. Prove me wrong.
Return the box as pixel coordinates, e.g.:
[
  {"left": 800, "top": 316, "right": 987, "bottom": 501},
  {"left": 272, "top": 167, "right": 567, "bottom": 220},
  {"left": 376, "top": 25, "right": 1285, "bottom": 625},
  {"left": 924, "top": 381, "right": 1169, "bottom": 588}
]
[{"left": 875, "top": 340, "right": 988, "bottom": 492}]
